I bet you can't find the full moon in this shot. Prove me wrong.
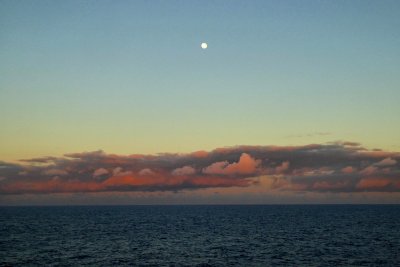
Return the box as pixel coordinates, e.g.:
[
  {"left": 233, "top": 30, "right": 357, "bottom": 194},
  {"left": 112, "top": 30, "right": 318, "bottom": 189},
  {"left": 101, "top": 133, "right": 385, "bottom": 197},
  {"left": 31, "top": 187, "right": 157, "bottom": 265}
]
[{"left": 201, "top": 42, "right": 208, "bottom": 49}]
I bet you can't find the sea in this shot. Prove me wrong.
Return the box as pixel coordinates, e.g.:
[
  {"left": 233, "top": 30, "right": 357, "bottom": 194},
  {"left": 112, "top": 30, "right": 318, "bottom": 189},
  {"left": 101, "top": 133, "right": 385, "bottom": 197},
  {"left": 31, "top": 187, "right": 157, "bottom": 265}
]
[{"left": 0, "top": 205, "right": 399, "bottom": 266}]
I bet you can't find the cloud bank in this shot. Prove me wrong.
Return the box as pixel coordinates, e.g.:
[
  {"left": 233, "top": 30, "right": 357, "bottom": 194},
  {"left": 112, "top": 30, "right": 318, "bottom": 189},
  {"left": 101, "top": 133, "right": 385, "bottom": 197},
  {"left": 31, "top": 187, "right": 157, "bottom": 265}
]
[{"left": 0, "top": 142, "right": 399, "bottom": 195}]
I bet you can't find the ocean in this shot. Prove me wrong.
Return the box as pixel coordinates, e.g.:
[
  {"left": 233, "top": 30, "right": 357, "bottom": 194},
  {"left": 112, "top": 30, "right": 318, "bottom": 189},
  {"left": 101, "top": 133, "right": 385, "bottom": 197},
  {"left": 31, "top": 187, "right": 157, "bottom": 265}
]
[{"left": 1, "top": 205, "right": 399, "bottom": 266}]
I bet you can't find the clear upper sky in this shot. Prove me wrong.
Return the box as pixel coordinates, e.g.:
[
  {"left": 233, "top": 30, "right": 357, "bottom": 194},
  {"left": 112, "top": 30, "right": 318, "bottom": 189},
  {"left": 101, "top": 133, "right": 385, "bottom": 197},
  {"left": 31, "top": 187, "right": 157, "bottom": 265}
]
[{"left": 1, "top": 0, "right": 400, "bottom": 161}]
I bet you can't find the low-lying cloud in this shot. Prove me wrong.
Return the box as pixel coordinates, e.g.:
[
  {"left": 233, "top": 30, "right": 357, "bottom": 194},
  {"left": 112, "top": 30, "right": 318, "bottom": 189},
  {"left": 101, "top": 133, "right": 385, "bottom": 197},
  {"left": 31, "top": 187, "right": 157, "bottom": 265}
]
[{"left": 0, "top": 142, "right": 399, "bottom": 195}]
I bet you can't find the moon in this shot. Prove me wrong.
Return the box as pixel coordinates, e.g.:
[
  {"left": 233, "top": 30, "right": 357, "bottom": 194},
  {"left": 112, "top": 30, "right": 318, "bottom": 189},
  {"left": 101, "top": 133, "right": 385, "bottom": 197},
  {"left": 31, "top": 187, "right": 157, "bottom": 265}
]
[{"left": 201, "top": 42, "right": 208, "bottom": 49}]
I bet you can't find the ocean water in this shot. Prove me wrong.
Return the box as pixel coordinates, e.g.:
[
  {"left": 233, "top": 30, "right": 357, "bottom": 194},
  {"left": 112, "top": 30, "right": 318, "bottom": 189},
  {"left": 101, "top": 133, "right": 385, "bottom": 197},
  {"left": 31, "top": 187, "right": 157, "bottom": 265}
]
[{"left": 0, "top": 205, "right": 399, "bottom": 266}]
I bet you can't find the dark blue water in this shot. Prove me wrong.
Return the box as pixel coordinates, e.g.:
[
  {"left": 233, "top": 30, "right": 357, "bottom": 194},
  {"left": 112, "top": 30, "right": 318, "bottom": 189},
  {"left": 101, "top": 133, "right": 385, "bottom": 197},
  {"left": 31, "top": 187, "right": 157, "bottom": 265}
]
[{"left": 1, "top": 205, "right": 399, "bottom": 266}]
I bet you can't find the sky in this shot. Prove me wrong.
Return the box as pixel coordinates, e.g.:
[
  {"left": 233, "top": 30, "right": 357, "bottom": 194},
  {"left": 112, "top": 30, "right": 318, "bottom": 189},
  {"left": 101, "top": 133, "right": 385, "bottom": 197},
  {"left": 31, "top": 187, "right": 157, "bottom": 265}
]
[{"left": 1, "top": 0, "right": 399, "bottom": 205}]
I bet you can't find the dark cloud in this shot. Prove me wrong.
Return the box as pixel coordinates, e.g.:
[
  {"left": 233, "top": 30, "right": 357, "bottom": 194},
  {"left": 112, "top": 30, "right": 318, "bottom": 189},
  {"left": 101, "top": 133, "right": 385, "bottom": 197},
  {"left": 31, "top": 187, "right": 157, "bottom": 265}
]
[
  {"left": 19, "top": 156, "right": 58, "bottom": 164},
  {"left": 0, "top": 142, "right": 399, "bottom": 194}
]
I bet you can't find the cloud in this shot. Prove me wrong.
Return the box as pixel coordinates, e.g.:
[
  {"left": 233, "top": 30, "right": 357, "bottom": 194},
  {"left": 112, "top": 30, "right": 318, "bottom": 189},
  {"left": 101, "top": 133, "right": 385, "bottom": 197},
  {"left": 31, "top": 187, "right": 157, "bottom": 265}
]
[
  {"left": 42, "top": 169, "right": 68, "bottom": 176},
  {"left": 341, "top": 166, "right": 356, "bottom": 174},
  {"left": 356, "top": 178, "right": 395, "bottom": 190},
  {"left": 93, "top": 168, "right": 109, "bottom": 177},
  {"left": 138, "top": 168, "right": 155, "bottom": 176},
  {"left": 360, "top": 166, "right": 378, "bottom": 175},
  {"left": 312, "top": 181, "right": 348, "bottom": 190},
  {"left": 340, "top": 141, "right": 361, "bottom": 147},
  {"left": 374, "top": 157, "right": 397, "bottom": 167},
  {"left": 275, "top": 161, "right": 290, "bottom": 174},
  {"left": 171, "top": 166, "right": 196, "bottom": 176},
  {"left": 190, "top": 151, "right": 209, "bottom": 158},
  {"left": 20, "top": 156, "right": 58, "bottom": 164},
  {"left": 202, "top": 153, "right": 260, "bottom": 175},
  {"left": 0, "top": 142, "right": 399, "bottom": 195}
]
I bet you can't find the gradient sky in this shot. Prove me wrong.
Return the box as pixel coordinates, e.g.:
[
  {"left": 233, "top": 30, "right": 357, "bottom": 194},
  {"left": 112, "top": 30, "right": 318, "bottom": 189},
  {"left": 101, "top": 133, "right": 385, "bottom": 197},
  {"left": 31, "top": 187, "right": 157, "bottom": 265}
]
[{"left": 1, "top": 1, "right": 400, "bottom": 204}]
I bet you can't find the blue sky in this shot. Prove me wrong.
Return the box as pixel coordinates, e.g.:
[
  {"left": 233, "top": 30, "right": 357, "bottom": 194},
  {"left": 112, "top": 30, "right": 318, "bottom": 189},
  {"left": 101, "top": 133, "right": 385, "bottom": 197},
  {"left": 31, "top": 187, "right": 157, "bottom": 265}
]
[{"left": 1, "top": 0, "right": 400, "bottom": 161}]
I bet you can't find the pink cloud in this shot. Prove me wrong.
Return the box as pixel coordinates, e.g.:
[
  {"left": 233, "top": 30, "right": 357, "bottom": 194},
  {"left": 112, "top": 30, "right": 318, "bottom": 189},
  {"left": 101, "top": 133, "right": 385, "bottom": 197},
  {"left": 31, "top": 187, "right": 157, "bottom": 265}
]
[
  {"left": 202, "top": 153, "right": 260, "bottom": 175},
  {"left": 375, "top": 157, "right": 397, "bottom": 167},
  {"left": 42, "top": 169, "right": 68, "bottom": 176},
  {"left": 297, "top": 167, "right": 334, "bottom": 177},
  {"left": 312, "top": 181, "right": 347, "bottom": 190},
  {"left": 360, "top": 166, "right": 378, "bottom": 175},
  {"left": 1, "top": 142, "right": 399, "bottom": 195},
  {"left": 341, "top": 166, "right": 356, "bottom": 174},
  {"left": 191, "top": 176, "right": 251, "bottom": 187},
  {"left": 93, "top": 168, "right": 109, "bottom": 177},
  {"left": 171, "top": 166, "right": 196, "bottom": 176},
  {"left": 190, "top": 150, "right": 209, "bottom": 158},
  {"left": 202, "top": 161, "right": 229, "bottom": 175},
  {"left": 275, "top": 161, "right": 290, "bottom": 174},
  {"left": 103, "top": 174, "right": 149, "bottom": 187},
  {"left": 138, "top": 168, "right": 155, "bottom": 176},
  {"left": 356, "top": 178, "right": 392, "bottom": 190}
]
